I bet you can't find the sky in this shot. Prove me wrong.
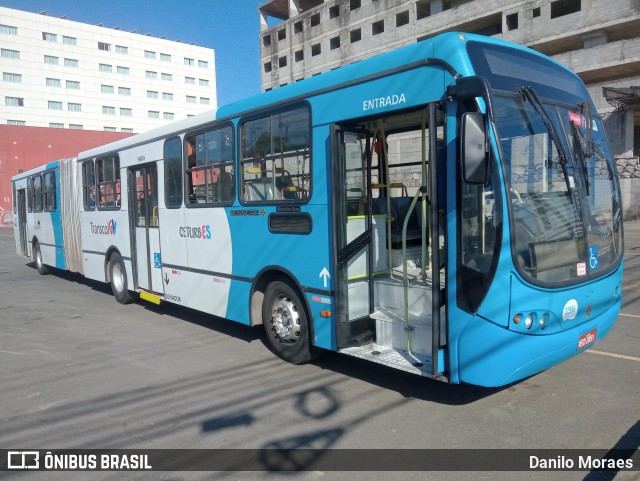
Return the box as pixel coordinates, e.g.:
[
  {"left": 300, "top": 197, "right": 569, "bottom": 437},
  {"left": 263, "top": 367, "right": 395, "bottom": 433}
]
[{"left": 0, "top": 0, "right": 267, "bottom": 106}]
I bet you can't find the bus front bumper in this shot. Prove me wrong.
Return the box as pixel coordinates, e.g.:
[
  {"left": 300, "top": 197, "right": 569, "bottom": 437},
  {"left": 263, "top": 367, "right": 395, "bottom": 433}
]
[{"left": 457, "top": 298, "right": 621, "bottom": 387}]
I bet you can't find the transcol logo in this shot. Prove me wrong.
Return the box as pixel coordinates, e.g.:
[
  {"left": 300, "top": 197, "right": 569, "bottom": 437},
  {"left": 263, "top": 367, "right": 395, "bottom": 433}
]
[{"left": 90, "top": 219, "right": 117, "bottom": 235}]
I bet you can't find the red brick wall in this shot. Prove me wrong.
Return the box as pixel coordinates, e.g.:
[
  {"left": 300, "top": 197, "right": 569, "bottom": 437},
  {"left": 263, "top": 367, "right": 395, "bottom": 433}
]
[{"left": 0, "top": 125, "right": 134, "bottom": 221}]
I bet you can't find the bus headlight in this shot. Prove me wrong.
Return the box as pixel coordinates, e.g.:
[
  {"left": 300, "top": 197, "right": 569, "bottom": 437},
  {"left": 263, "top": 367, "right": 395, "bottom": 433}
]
[
  {"left": 539, "top": 314, "right": 547, "bottom": 330},
  {"left": 525, "top": 313, "right": 534, "bottom": 329}
]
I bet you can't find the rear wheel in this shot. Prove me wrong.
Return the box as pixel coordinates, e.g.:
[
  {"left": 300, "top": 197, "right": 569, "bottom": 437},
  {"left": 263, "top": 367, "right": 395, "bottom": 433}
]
[
  {"left": 263, "top": 280, "right": 320, "bottom": 364},
  {"left": 34, "top": 241, "right": 50, "bottom": 275},
  {"left": 108, "top": 252, "right": 135, "bottom": 304}
]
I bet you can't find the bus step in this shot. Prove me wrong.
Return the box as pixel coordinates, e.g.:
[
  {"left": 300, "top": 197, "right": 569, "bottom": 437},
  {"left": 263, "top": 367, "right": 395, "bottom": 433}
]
[
  {"left": 375, "top": 278, "right": 433, "bottom": 319},
  {"left": 339, "top": 343, "right": 434, "bottom": 377},
  {"left": 139, "top": 290, "right": 162, "bottom": 305},
  {"left": 371, "top": 307, "right": 432, "bottom": 356},
  {"left": 341, "top": 329, "right": 374, "bottom": 348}
]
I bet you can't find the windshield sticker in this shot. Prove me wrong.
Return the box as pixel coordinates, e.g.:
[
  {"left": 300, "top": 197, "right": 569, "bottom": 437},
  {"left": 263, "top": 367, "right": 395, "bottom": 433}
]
[
  {"left": 562, "top": 299, "right": 578, "bottom": 321},
  {"left": 589, "top": 245, "right": 599, "bottom": 270},
  {"left": 569, "top": 111, "right": 585, "bottom": 126},
  {"left": 577, "top": 262, "right": 586, "bottom": 276},
  {"left": 569, "top": 111, "right": 598, "bottom": 131},
  {"left": 343, "top": 132, "right": 359, "bottom": 144}
]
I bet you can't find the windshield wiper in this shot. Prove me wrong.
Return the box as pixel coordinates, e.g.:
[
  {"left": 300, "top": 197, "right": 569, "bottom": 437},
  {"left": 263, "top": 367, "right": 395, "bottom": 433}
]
[
  {"left": 570, "top": 120, "right": 590, "bottom": 196},
  {"left": 516, "top": 86, "right": 574, "bottom": 202}
]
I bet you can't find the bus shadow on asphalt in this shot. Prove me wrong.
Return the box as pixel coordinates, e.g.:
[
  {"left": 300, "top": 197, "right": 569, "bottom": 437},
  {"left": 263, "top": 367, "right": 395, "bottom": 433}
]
[
  {"left": 142, "top": 296, "right": 505, "bottom": 405},
  {"left": 156, "top": 301, "right": 506, "bottom": 406},
  {"left": 32, "top": 260, "right": 504, "bottom": 405}
]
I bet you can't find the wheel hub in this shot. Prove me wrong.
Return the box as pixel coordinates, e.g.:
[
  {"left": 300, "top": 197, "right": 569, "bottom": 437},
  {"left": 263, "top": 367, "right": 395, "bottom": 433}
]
[
  {"left": 271, "top": 295, "right": 301, "bottom": 343},
  {"left": 112, "top": 262, "right": 125, "bottom": 292}
]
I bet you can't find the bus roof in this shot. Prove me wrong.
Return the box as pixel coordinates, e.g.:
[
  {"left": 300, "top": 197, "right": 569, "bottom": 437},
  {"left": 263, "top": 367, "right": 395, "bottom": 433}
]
[
  {"left": 76, "top": 108, "right": 217, "bottom": 161},
  {"left": 74, "top": 32, "right": 569, "bottom": 162},
  {"left": 11, "top": 158, "right": 71, "bottom": 182},
  {"left": 217, "top": 31, "right": 573, "bottom": 120}
]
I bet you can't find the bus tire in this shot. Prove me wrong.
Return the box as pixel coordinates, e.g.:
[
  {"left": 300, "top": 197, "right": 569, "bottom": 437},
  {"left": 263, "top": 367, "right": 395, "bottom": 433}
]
[
  {"left": 108, "top": 252, "right": 134, "bottom": 304},
  {"left": 34, "top": 241, "right": 50, "bottom": 275},
  {"left": 263, "top": 280, "right": 319, "bottom": 365}
]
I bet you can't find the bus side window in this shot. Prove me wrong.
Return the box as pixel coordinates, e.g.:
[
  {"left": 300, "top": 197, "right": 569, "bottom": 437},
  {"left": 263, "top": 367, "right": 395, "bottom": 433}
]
[
  {"left": 44, "top": 171, "right": 56, "bottom": 212},
  {"left": 95, "top": 156, "right": 120, "bottom": 210},
  {"left": 240, "top": 106, "right": 311, "bottom": 204},
  {"left": 31, "top": 175, "right": 43, "bottom": 212},
  {"left": 27, "top": 177, "right": 33, "bottom": 213},
  {"left": 83, "top": 161, "right": 96, "bottom": 210},
  {"left": 164, "top": 136, "right": 183, "bottom": 208},
  {"left": 185, "top": 124, "right": 234, "bottom": 206},
  {"left": 457, "top": 117, "right": 503, "bottom": 313}
]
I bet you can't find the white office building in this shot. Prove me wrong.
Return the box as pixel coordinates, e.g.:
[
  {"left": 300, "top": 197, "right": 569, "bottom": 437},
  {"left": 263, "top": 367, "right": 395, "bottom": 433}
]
[{"left": 0, "top": 6, "right": 217, "bottom": 133}]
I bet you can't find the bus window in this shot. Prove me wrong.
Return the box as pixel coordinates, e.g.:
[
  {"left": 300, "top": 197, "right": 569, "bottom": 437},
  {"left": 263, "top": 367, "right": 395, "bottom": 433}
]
[
  {"left": 458, "top": 134, "right": 503, "bottom": 313},
  {"left": 96, "top": 156, "right": 120, "bottom": 210},
  {"left": 240, "top": 105, "right": 310, "bottom": 203},
  {"left": 185, "top": 124, "right": 234, "bottom": 205},
  {"left": 164, "top": 136, "right": 182, "bottom": 208},
  {"left": 135, "top": 167, "right": 158, "bottom": 227},
  {"left": 83, "top": 161, "right": 96, "bottom": 210},
  {"left": 31, "top": 175, "right": 43, "bottom": 212},
  {"left": 43, "top": 171, "right": 56, "bottom": 211}
]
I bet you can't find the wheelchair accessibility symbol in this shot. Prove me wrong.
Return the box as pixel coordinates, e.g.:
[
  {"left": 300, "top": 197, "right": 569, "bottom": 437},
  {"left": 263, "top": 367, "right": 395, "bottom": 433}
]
[
  {"left": 154, "top": 252, "right": 162, "bottom": 269},
  {"left": 589, "top": 245, "right": 599, "bottom": 270}
]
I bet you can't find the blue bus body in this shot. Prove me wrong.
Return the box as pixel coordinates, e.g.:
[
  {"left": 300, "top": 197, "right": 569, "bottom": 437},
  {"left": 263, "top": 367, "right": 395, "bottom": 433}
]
[{"left": 12, "top": 33, "right": 623, "bottom": 387}]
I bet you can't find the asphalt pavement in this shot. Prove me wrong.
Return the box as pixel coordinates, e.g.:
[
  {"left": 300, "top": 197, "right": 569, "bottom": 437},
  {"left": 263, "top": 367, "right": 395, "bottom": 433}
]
[{"left": 0, "top": 224, "right": 638, "bottom": 481}]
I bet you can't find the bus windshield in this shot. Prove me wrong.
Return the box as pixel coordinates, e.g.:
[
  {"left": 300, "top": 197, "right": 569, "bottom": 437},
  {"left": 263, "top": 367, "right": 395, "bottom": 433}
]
[{"left": 468, "top": 42, "right": 623, "bottom": 285}]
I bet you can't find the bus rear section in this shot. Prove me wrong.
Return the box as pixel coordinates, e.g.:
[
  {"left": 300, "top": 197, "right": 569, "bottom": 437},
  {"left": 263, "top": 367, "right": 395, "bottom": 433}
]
[{"left": 11, "top": 158, "right": 83, "bottom": 276}]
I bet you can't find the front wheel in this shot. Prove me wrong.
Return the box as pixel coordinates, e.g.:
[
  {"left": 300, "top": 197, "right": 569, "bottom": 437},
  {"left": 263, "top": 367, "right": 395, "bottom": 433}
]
[
  {"left": 34, "top": 241, "right": 50, "bottom": 275},
  {"left": 108, "top": 252, "right": 136, "bottom": 304},
  {"left": 263, "top": 280, "right": 320, "bottom": 365}
]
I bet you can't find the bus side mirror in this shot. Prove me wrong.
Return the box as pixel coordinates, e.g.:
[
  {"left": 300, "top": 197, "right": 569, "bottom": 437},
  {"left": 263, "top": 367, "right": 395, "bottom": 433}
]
[{"left": 461, "top": 112, "right": 488, "bottom": 185}]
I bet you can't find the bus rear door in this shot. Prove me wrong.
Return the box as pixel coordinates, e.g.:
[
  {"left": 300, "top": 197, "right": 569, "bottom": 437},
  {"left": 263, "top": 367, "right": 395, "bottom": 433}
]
[
  {"left": 129, "top": 164, "right": 163, "bottom": 294},
  {"left": 16, "top": 188, "right": 28, "bottom": 257}
]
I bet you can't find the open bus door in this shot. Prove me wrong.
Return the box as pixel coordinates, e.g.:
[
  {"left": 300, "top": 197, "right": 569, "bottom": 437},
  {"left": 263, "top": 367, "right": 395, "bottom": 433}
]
[
  {"left": 16, "top": 189, "right": 28, "bottom": 257},
  {"left": 129, "top": 164, "right": 163, "bottom": 294},
  {"left": 332, "top": 104, "right": 446, "bottom": 378},
  {"left": 333, "top": 128, "right": 375, "bottom": 346}
]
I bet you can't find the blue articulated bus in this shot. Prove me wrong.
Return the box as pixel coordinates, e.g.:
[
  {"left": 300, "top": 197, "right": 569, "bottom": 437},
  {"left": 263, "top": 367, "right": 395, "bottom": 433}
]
[{"left": 12, "top": 33, "right": 623, "bottom": 386}]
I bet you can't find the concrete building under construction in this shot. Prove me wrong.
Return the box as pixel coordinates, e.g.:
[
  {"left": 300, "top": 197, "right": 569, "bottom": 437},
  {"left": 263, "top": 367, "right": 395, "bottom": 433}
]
[{"left": 259, "top": 0, "right": 640, "bottom": 215}]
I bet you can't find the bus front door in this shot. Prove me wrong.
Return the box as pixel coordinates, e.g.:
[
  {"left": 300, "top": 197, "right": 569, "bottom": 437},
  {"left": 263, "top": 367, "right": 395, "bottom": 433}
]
[
  {"left": 334, "top": 128, "right": 374, "bottom": 347},
  {"left": 333, "top": 105, "right": 446, "bottom": 376},
  {"left": 130, "top": 164, "right": 163, "bottom": 294},
  {"left": 17, "top": 189, "right": 28, "bottom": 257}
]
